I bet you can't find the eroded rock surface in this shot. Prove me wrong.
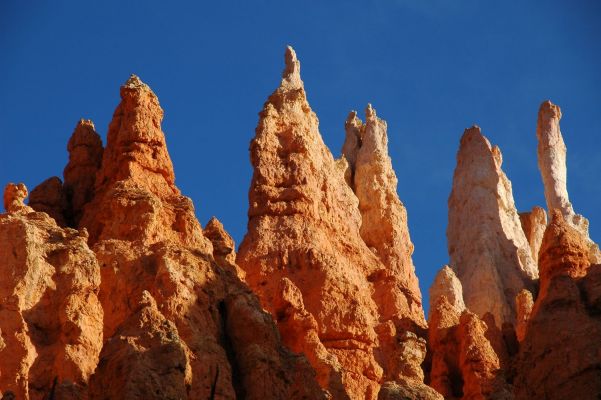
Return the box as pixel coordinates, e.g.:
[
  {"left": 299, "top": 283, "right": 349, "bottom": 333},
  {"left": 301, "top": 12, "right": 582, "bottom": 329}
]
[
  {"left": 519, "top": 206, "right": 547, "bottom": 265},
  {"left": 0, "top": 184, "right": 102, "bottom": 399},
  {"left": 514, "top": 211, "right": 601, "bottom": 399},
  {"left": 536, "top": 100, "right": 601, "bottom": 264},
  {"left": 237, "top": 47, "right": 429, "bottom": 399},
  {"left": 447, "top": 126, "right": 537, "bottom": 326},
  {"left": 342, "top": 105, "right": 425, "bottom": 329}
]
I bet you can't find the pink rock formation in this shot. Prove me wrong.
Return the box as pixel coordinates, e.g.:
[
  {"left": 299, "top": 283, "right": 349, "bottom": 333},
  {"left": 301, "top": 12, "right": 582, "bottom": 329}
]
[
  {"left": 519, "top": 206, "right": 547, "bottom": 265},
  {"left": 237, "top": 47, "right": 429, "bottom": 399},
  {"left": 342, "top": 105, "right": 425, "bottom": 328},
  {"left": 536, "top": 100, "right": 601, "bottom": 263},
  {"left": 0, "top": 183, "right": 103, "bottom": 399},
  {"left": 447, "top": 126, "right": 537, "bottom": 326},
  {"left": 514, "top": 210, "right": 601, "bottom": 399}
]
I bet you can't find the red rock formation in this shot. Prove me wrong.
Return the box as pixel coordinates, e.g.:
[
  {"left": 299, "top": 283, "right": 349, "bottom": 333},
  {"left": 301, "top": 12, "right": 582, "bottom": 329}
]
[
  {"left": 342, "top": 105, "right": 425, "bottom": 328},
  {"left": 63, "top": 119, "right": 103, "bottom": 225},
  {"left": 514, "top": 211, "right": 601, "bottom": 399},
  {"left": 237, "top": 47, "right": 431, "bottom": 399},
  {"left": 2, "top": 74, "right": 326, "bottom": 399},
  {"left": 0, "top": 183, "right": 103, "bottom": 399}
]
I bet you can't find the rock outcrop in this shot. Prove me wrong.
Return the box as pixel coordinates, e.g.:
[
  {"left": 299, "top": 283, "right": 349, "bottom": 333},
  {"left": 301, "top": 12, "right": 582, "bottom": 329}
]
[
  {"left": 447, "top": 126, "right": 538, "bottom": 326},
  {"left": 536, "top": 100, "right": 601, "bottom": 263},
  {"left": 237, "top": 47, "right": 429, "bottom": 399},
  {"left": 4, "top": 48, "right": 601, "bottom": 400},
  {"left": 342, "top": 105, "right": 425, "bottom": 328},
  {"left": 514, "top": 211, "right": 601, "bottom": 399},
  {"left": 0, "top": 183, "right": 103, "bottom": 400},
  {"left": 2, "top": 74, "right": 326, "bottom": 400}
]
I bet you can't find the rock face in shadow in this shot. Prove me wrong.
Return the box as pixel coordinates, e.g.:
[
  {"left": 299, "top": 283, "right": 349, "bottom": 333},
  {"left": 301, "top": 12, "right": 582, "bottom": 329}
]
[
  {"left": 237, "top": 47, "right": 430, "bottom": 399},
  {"left": 514, "top": 211, "right": 601, "bottom": 400},
  {"left": 447, "top": 126, "right": 537, "bottom": 326}
]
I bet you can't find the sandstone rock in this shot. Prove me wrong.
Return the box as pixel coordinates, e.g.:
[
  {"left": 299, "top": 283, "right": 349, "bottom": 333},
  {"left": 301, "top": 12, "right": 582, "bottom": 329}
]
[
  {"left": 514, "top": 211, "right": 601, "bottom": 399},
  {"left": 203, "top": 216, "right": 245, "bottom": 279},
  {"left": 429, "top": 265, "right": 465, "bottom": 319},
  {"left": 63, "top": 119, "right": 104, "bottom": 226},
  {"left": 79, "top": 75, "right": 209, "bottom": 249},
  {"left": 514, "top": 289, "right": 533, "bottom": 343},
  {"left": 377, "top": 380, "right": 443, "bottom": 400},
  {"left": 3, "top": 183, "right": 32, "bottom": 213},
  {"left": 536, "top": 100, "right": 601, "bottom": 263},
  {"left": 237, "top": 47, "right": 430, "bottom": 398},
  {"left": 538, "top": 210, "right": 591, "bottom": 296},
  {"left": 77, "top": 74, "right": 325, "bottom": 400},
  {"left": 342, "top": 104, "right": 425, "bottom": 329},
  {"left": 0, "top": 184, "right": 103, "bottom": 399},
  {"left": 447, "top": 126, "right": 537, "bottom": 326},
  {"left": 428, "top": 295, "right": 510, "bottom": 400},
  {"left": 237, "top": 46, "right": 384, "bottom": 398},
  {"left": 518, "top": 206, "right": 547, "bottom": 265},
  {"left": 29, "top": 176, "right": 67, "bottom": 226}
]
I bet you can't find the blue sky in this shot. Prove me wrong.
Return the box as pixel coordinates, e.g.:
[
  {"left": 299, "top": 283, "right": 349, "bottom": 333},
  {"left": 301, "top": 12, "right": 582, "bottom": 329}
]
[{"left": 1, "top": 1, "right": 600, "bottom": 314}]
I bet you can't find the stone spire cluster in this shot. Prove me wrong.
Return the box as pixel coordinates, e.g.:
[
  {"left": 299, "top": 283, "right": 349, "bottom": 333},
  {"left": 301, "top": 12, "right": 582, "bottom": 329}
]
[{"left": 2, "top": 47, "right": 601, "bottom": 400}]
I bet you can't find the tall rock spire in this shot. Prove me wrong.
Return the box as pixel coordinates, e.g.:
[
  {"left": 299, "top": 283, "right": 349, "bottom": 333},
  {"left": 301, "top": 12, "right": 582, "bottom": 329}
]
[
  {"left": 536, "top": 100, "right": 600, "bottom": 263},
  {"left": 95, "top": 74, "right": 176, "bottom": 195},
  {"left": 78, "top": 75, "right": 206, "bottom": 247},
  {"left": 342, "top": 104, "right": 426, "bottom": 327},
  {"left": 447, "top": 126, "right": 537, "bottom": 326},
  {"left": 63, "top": 119, "right": 103, "bottom": 225},
  {"left": 238, "top": 47, "right": 434, "bottom": 399}
]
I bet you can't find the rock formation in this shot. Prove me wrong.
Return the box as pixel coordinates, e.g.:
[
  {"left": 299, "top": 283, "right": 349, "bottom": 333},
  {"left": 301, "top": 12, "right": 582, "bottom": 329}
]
[
  {"left": 237, "top": 47, "right": 430, "bottom": 399},
  {"left": 518, "top": 206, "right": 547, "bottom": 265},
  {"left": 4, "top": 48, "right": 601, "bottom": 400},
  {"left": 514, "top": 211, "right": 601, "bottom": 399},
  {"left": 342, "top": 105, "right": 425, "bottom": 328},
  {"left": 0, "top": 183, "right": 103, "bottom": 399},
  {"left": 2, "top": 73, "right": 326, "bottom": 400},
  {"left": 536, "top": 100, "right": 601, "bottom": 263},
  {"left": 447, "top": 126, "right": 538, "bottom": 326}
]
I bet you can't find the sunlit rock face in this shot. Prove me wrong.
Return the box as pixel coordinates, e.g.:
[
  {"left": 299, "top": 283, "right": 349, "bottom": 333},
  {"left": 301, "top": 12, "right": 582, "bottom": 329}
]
[
  {"left": 447, "top": 126, "right": 537, "bottom": 327},
  {"left": 237, "top": 47, "right": 431, "bottom": 399},
  {"left": 536, "top": 100, "right": 601, "bottom": 263},
  {"left": 4, "top": 48, "right": 601, "bottom": 400},
  {"left": 1, "top": 73, "right": 326, "bottom": 400}
]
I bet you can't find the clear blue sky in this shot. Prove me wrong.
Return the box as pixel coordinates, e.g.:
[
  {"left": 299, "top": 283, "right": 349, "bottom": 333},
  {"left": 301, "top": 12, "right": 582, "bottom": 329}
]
[{"left": 2, "top": 1, "right": 600, "bottom": 314}]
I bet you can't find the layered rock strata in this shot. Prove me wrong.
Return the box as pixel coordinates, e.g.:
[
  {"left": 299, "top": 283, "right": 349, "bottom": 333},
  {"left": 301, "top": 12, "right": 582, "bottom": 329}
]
[
  {"left": 447, "top": 126, "right": 538, "bottom": 326},
  {"left": 237, "top": 47, "right": 429, "bottom": 399}
]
